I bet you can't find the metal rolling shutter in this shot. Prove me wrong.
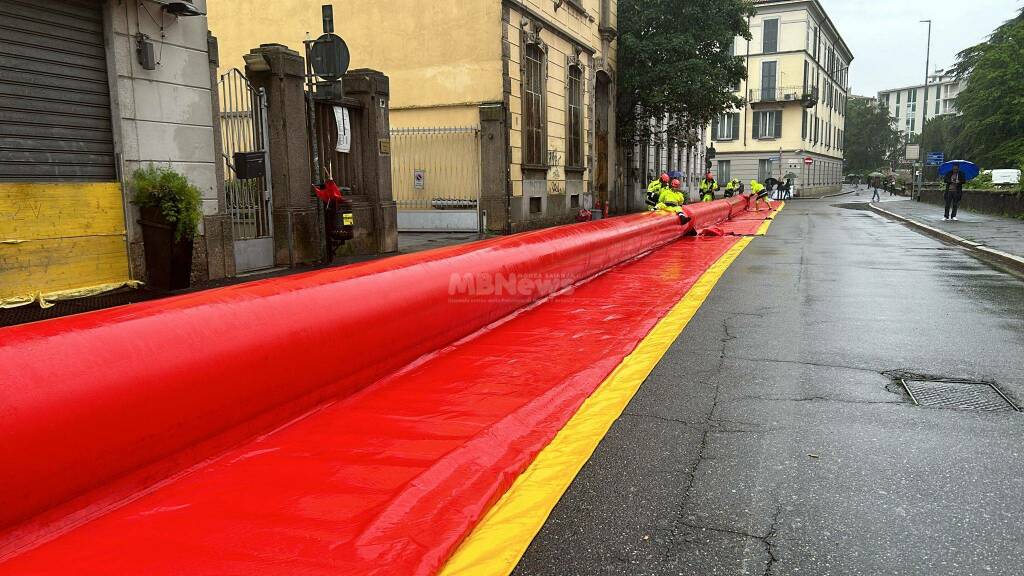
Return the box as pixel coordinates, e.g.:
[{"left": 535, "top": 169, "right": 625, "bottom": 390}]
[{"left": 0, "top": 0, "right": 116, "bottom": 181}]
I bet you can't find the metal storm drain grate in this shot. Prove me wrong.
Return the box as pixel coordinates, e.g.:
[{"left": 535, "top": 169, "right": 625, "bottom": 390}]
[{"left": 900, "top": 379, "right": 1020, "bottom": 412}]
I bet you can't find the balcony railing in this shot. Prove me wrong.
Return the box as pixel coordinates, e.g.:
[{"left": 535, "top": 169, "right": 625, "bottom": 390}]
[{"left": 748, "top": 86, "right": 819, "bottom": 106}]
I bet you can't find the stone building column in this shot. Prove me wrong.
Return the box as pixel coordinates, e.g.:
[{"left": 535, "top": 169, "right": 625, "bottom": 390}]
[
  {"left": 246, "top": 44, "right": 320, "bottom": 266},
  {"left": 343, "top": 69, "right": 398, "bottom": 254}
]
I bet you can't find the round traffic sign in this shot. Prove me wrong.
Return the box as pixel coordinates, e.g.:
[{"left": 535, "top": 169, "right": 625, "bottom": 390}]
[
  {"left": 804, "top": 156, "right": 814, "bottom": 165},
  {"left": 310, "top": 33, "right": 350, "bottom": 82}
]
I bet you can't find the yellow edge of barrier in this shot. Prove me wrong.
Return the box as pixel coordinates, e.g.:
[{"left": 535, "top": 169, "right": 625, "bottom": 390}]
[
  {"left": 755, "top": 201, "right": 785, "bottom": 236},
  {"left": 440, "top": 231, "right": 769, "bottom": 576}
]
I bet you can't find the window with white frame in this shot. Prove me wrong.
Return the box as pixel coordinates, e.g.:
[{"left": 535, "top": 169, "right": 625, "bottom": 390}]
[
  {"left": 717, "top": 160, "right": 731, "bottom": 182},
  {"left": 712, "top": 113, "right": 740, "bottom": 141},
  {"left": 753, "top": 110, "right": 782, "bottom": 140}
]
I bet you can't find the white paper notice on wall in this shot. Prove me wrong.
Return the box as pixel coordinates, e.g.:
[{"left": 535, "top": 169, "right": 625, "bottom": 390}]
[{"left": 334, "top": 106, "right": 351, "bottom": 153}]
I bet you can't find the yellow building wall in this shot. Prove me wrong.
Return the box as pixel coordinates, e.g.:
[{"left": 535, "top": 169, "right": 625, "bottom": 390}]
[
  {"left": 1, "top": 183, "right": 131, "bottom": 307},
  {"left": 507, "top": 0, "right": 611, "bottom": 198},
  {"left": 209, "top": 0, "right": 504, "bottom": 112}
]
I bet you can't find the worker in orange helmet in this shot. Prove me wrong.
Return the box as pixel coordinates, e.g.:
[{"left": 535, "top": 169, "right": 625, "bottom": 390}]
[{"left": 646, "top": 173, "right": 672, "bottom": 210}]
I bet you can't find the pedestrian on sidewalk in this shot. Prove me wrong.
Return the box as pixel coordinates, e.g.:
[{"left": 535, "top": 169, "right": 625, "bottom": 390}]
[
  {"left": 944, "top": 164, "right": 966, "bottom": 221},
  {"left": 871, "top": 182, "right": 880, "bottom": 203}
]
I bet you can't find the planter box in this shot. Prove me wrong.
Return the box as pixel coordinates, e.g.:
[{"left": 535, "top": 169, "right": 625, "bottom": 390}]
[{"left": 139, "top": 206, "right": 194, "bottom": 291}]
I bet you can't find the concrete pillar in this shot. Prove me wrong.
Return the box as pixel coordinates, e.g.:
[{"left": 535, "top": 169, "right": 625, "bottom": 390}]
[
  {"left": 343, "top": 69, "right": 398, "bottom": 254},
  {"left": 246, "top": 44, "right": 320, "bottom": 267},
  {"left": 479, "top": 103, "right": 509, "bottom": 235}
]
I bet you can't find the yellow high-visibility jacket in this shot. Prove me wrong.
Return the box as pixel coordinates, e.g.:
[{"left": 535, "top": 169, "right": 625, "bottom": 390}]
[
  {"left": 750, "top": 180, "right": 765, "bottom": 194},
  {"left": 656, "top": 188, "right": 686, "bottom": 213}
]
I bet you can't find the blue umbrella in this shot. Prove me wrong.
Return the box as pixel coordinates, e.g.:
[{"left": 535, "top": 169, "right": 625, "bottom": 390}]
[
  {"left": 668, "top": 170, "right": 684, "bottom": 180},
  {"left": 938, "top": 160, "right": 980, "bottom": 181}
]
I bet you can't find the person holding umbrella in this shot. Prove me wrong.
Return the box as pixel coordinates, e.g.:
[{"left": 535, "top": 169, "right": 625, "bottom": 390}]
[{"left": 938, "top": 160, "right": 979, "bottom": 221}]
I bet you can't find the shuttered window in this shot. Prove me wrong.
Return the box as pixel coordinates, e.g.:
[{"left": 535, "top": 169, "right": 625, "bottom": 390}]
[
  {"left": 762, "top": 19, "right": 779, "bottom": 54},
  {"left": 0, "top": 0, "right": 115, "bottom": 181}
]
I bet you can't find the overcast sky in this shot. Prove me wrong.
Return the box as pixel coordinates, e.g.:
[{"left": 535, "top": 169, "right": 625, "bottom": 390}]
[{"left": 818, "top": 0, "right": 1024, "bottom": 96}]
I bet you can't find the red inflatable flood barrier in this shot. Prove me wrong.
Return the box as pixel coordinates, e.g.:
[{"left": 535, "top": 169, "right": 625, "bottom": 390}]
[
  {"left": 0, "top": 210, "right": 700, "bottom": 550},
  {"left": 0, "top": 197, "right": 748, "bottom": 561}
]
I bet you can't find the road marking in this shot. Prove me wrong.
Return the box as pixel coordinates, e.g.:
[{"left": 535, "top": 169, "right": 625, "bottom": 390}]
[
  {"left": 439, "top": 236, "right": 761, "bottom": 576},
  {"left": 755, "top": 202, "right": 785, "bottom": 236}
]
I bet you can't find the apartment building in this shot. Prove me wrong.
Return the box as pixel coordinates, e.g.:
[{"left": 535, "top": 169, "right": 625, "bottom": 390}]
[
  {"left": 709, "top": 0, "right": 853, "bottom": 196},
  {"left": 877, "top": 68, "right": 965, "bottom": 139}
]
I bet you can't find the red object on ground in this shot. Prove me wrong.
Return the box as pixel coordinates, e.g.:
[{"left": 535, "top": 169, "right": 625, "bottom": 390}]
[
  {"left": 716, "top": 200, "right": 782, "bottom": 236},
  {"left": 575, "top": 208, "right": 593, "bottom": 222},
  {"left": 0, "top": 200, "right": 762, "bottom": 574}
]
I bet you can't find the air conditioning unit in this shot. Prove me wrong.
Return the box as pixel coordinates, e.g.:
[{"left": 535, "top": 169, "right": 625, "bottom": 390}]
[{"left": 784, "top": 93, "right": 797, "bottom": 101}]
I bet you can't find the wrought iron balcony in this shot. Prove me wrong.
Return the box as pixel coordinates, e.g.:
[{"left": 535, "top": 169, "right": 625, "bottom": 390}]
[{"left": 748, "top": 86, "right": 819, "bottom": 107}]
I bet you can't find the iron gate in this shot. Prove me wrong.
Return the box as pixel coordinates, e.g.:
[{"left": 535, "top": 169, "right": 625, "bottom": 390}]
[
  {"left": 390, "top": 126, "right": 481, "bottom": 232},
  {"left": 219, "top": 69, "right": 274, "bottom": 272}
]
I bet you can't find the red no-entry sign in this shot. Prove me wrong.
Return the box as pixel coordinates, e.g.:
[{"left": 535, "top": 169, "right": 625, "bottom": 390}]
[{"left": 804, "top": 157, "right": 814, "bottom": 165}]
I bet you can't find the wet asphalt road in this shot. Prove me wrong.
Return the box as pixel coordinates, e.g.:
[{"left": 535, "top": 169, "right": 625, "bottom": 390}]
[{"left": 514, "top": 197, "right": 1024, "bottom": 575}]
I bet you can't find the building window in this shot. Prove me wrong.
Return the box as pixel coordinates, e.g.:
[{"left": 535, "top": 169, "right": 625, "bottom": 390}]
[
  {"left": 753, "top": 110, "right": 781, "bottom": 140},
  {"left": 802, "top": 110, "right": 808, "bottom": 140},
  {"left": 717, "top": 160, "right": 731, "bottom": 182},
  {"left": 529, "top": 196, "right": 542, "bottom": 214},
  {"left": 712, "top": 113, "right": 739, "bottom": 141},
  {"left": 758, "top": 159, "right": 774, "bottom": 182},
  {"left": 760, "top": 61, "right": 777, "bottom": 101},
  {"left": 762, "top": 18, "right": 779, "bottom": 54},
  {"left": 522, "top": 43, "right": 546, "bottom": 167},
  {"left": 566, "top": 63, "right": 583, "bottom": 168},
  {"left": 896, "top": 91, "right": 901, "bottom": 105}
]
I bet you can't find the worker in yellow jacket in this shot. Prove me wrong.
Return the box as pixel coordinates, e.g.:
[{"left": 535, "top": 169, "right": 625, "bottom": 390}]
[
  {"left": 749, "top": 180, "right": 771, "bottom": 212},
  {"left": 646, "top": 173, "right": 671, "bottom": 210},
  {"left": 699, "top": 173, "right": 719, "bottom": 202},
  {"left": 657, "top": 179, "right": 691, "bottom": 225}
]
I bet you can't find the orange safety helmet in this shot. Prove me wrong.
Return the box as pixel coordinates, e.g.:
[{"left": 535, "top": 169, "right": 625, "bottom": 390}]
[
  {"left": 705, "top": 172, "right": 714, "bottom": 180},
  {"left": 660, "top": 173, "right": 671, "bottom": 184},
  {"left": 671, "top": 179, "right": 681, "bottom": 189}
]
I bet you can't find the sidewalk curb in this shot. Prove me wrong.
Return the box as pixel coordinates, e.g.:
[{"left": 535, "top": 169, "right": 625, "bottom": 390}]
[{"left": 869, "top": 203, "right": 1024, "bottom": 273}]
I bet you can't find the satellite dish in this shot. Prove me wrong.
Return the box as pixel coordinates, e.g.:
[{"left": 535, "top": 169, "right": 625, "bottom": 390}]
[{"left": 310, "top": 33, "right": 350, "bottom": 82}]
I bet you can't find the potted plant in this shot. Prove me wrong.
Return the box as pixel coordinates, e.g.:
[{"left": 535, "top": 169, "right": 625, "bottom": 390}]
[{"left": 131, "top": 166, "right": 202, "bottom": 290}]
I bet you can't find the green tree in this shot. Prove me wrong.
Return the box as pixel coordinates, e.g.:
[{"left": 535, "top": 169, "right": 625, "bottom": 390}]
[
  {"left": 952, "top": 8, "right": 1024, "bottom": 168},
  {"left": 616, "top": 0, "right": 755, "bottom": 145},
  {"left": 844, "top": 96, "right": 901, "bottom": 172},
  {"left": 919, "top": 114, "right": 964, "bottom": 162}
]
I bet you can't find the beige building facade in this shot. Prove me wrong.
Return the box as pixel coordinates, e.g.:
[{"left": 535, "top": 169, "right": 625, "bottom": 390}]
[
  {"left": 710, "top": 0, "right": 852, "bottom": 196},
  {"left": 210, "top": 0, "right": 619, "bottom": 233},
  {"left": 878, "top": 68, "right": 966, "bottom": 140}
]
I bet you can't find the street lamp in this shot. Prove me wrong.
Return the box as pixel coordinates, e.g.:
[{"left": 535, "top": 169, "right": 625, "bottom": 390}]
[{"left": 917, "top": 19, "right": 933, "bottom": 199}]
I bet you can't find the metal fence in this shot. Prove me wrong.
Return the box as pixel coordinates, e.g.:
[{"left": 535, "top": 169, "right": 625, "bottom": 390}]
[
  {"left": 219, "top": 69, "right": 273, "bottom": 242},
  {"left": 389, "top": 126, "right": 481, "bottom": 211}
]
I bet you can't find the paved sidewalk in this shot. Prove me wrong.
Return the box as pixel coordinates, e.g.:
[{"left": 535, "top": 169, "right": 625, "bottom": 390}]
[{"left": 869, "top": 198, "right": 1024, "bottom": 269}]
